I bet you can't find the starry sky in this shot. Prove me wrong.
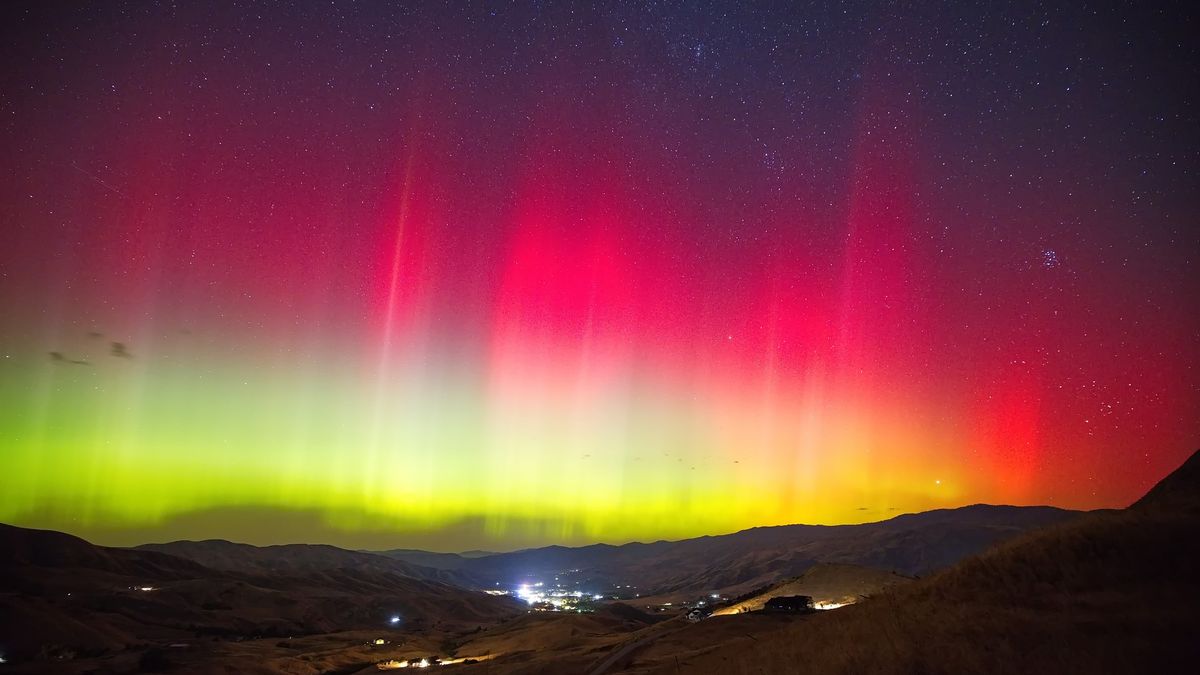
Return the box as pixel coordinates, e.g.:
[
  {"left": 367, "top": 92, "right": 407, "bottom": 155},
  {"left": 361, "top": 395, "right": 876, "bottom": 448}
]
[{"left": 0, "top": 1, "right": 1197, "bottom": 551}]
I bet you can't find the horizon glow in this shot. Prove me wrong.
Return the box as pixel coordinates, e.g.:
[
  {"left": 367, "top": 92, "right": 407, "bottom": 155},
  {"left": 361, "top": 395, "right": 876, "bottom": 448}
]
[{"left": 0, "top": 3, "right": 1196, "bottom": 551}]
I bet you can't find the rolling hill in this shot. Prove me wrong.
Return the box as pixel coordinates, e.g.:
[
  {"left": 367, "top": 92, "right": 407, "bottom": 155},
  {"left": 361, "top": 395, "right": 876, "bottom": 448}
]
[
  {"left": 709, "top": 562, "right": 911, "bottom": 615},
  {"left": 0, "top": 525, "right": 523, "bottom": 667},
  {"left": 618, "top": 449, "right": 1200, "bottom": 674}
]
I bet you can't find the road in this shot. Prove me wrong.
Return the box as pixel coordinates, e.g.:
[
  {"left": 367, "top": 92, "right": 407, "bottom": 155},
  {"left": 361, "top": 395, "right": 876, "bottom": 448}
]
[
  {"left": 588, "top": 634, "right": 659, "bottom": 675},
  {"left": 587, "top": 620, "right": 689, "bottom": 675}
]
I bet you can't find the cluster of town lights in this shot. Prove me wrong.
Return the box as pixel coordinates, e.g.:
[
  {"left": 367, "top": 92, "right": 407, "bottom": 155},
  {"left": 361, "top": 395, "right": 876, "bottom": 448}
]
[
  {"left": 379, "top": 656, "right": 492, "bottom": 669},
  {"left": 514, "top": 582, "right": 603, "bottom": 609},
  {"left": 379, "top": 658, "right": 432, "bottom": 669}
]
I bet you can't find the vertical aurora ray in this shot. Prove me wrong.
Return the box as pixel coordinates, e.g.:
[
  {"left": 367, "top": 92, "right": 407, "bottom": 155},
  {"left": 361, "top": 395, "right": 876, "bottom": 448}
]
[{"left": 365, "top": 153, "right": 417, "bottom": 507}]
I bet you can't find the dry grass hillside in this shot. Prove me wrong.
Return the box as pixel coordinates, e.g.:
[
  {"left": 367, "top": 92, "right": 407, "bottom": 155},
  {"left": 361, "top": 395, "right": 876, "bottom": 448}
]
[
  {"left": 710, "top": 562, "right": 911, "bottom": 615},
  {"left": 0, "top": 524, "right": 523, "bottom": 669},
  {"left": 439, "top": 603, "right": 666, "bottom": 674},
  {"left": 627, "top": 450, "right": 1200, "bottom": 674}
]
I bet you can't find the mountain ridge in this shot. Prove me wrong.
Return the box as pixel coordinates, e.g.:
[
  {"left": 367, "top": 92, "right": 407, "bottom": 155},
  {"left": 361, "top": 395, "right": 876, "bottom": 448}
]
[
  {"left": 135, "top": 537, "right": 486, "bottom": 588},
  {"left": 424, "top": 503, "right": 1084, "bottom": 599}
]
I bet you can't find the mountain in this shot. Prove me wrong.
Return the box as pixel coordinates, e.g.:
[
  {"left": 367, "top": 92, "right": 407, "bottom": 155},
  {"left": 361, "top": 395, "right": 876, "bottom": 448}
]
[
  {"left": 619, "top": 449, "right": 1200, "bottom": 674},
  {"left": 0, "top": 524, "right": 523, "bottom": 666},
  {"left": 426, "top": 504, "right": 1081, "bottom": 599},
  {"left": 137, "top": 539, "right": 486, "bottom": 588},
  {"left": 1, "top": 523, "right": 210, "bottom": 578}
]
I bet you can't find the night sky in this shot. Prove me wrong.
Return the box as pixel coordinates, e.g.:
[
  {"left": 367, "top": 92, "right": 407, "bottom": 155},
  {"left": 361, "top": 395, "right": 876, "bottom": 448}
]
[{"left": 1, "top": 1, "right": 1197, "bottom": 551}]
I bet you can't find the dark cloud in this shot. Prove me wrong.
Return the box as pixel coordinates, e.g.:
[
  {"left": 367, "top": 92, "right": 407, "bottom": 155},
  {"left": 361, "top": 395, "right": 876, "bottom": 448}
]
[{"left": 48, "top": 351, "right": 90, "bottom": 366}]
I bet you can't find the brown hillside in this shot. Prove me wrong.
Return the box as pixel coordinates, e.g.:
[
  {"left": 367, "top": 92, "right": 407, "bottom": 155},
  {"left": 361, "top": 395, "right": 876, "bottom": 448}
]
[
  {"left": 631, "top": 449, "right": 1200, "bottom": 675},
  {"left": 710, "top": 563, "right": 911, "bottom": 615},
  {"left": 0, "top": 524, "right": 523, "bottom": 666}
]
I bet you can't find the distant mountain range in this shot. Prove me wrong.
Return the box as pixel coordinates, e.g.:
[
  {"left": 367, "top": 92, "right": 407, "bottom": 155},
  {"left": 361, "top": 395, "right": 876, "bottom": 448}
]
[
  {"left": 374, "top": 503, "right": 1081, "bottom": 599},
  {"left": 135, "top": 539, "right": 487, "bottom": 588},
  {"left": 131, "top": 503, "right": 1082, "bottom": 605}
]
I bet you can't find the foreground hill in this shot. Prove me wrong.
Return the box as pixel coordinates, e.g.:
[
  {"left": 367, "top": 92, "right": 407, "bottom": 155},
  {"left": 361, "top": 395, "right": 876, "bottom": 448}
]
[
  {"left": 409, "top": 504, "right": 1081, "bottom": 599},
  {"left": 0, "top": 524, "right": 523, "bottom": 666},
  {"left": 622, "top": 449, "right": 1200, "bottom": 674}
]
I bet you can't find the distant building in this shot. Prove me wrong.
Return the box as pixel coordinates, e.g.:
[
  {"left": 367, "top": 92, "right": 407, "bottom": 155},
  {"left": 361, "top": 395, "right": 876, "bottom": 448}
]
[{"left": 764, "top": 595, "right": 813, "bottom": 613}]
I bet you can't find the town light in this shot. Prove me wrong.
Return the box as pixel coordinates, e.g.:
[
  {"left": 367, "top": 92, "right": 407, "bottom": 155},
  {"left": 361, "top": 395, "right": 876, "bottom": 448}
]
[
  {"left": 813, "top": 601, "right": 850, "bottom": 610},
  {"left": 516, "top": 583, "right": 539, "bottom": 604}
]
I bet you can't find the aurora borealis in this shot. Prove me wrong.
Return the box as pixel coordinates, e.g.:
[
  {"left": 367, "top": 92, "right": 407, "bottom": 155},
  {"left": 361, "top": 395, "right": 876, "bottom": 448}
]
[{"left": 1, "top": 2, "right": 1197, "bottom": 551}]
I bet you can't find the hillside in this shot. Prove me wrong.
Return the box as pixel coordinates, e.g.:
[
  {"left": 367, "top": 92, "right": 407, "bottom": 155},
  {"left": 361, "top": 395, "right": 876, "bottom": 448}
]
[
  {"left": 710, "top": 563, "right": 911, "bottom": 615},
  {"left": 623, "top": 449, "right": 1200, "bottom": 674},
  {"left": 1, "top": 523, "right": 212, "bottom": 578},
  {"left": 1132, "top": 447, "right": 1200, "bottom": 513},
  {"left": 0, "top": 525, "right": 523, "bottom": 667},
  {"left": 434, "top": 603, "right": 667, "bottom": 674}
]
